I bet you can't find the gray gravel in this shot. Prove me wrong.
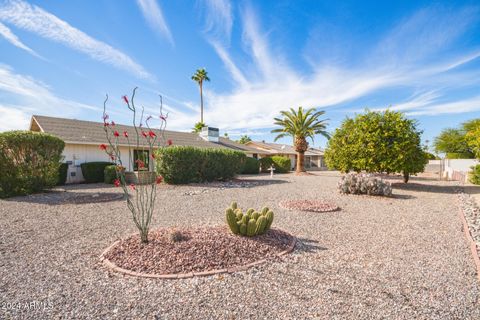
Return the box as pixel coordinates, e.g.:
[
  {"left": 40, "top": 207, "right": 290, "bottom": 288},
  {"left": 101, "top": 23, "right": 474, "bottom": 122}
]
[
  {"left": 458, "top": 187, "right": 480, "bottom": 256},
  {"left": 1, "top": 172, "right": 479, "bottom": 319}
]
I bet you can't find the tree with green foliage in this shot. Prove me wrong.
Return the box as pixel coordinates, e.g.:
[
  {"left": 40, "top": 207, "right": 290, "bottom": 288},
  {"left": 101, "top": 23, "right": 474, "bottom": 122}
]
[
  {"left": 324, "top": 110, "right": 427, "bottom": 183},
  {"left": 271, "top": 107, "right": 329, "bottom": 173},
  {"left": 433, "top": 128, "right": 473, "bottom": 159},
  {"left": 238, "top": 135, "right": 252, "bottom": 144},
  {"left": 191, "top": 68, "right": 210, "bottom": 123},
  {"left": 192, "top": 121, "right": 207, "bottom": 133},
  {"left": 464, "top": 119, "right": 480, "bottom": 159}
]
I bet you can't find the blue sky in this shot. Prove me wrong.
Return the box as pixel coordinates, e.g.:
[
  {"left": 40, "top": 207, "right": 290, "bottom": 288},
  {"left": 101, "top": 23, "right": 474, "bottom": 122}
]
[{"left": 0, "top": 0, "right": 479, "bottom": 150}]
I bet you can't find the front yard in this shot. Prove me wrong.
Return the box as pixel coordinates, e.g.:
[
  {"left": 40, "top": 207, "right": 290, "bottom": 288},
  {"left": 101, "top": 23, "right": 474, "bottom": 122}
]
[{"left": 1, "top": 172, "right": 479, "bottom": 319}]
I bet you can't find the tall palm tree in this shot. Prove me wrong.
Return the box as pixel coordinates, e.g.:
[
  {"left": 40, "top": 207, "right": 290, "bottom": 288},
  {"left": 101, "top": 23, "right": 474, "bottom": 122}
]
[
  {"left": 191, "top": 68, "right": 210, "bottom": 123},
  {"left": 271, "top": 107, "right": 330, "bottom": 173}
]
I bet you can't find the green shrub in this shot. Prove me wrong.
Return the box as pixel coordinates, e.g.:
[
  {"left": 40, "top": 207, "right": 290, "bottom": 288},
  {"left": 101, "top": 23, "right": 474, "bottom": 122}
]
[
  {"left": 57, "top": 163, "right": 68, "bottom": 185},
  {"left": 0, "top": 130, "right": 65, "bottom": 198},
  {"left": 259, "top": 157, "right": 274, "bottom": 172},
  {"left": 271, "top": 156, "right": 291, "bottom": 173},
  {"left": 80, "top": 161, "right": 114, "bottom": 183},
  {"left": 155, "top": 146, "right": 246, "bottom": 184},
  {"left": 104, "top": 165, "right": 126, "bottom": 184},
  {"left": 241, "top": 157, "right": 260, "bottom": 174},
  {"left": 446, "top": 152, "right": 474, "bottom": 159},
  {"left": 470, "top": 165, "right": 480, "bottom": 185}
]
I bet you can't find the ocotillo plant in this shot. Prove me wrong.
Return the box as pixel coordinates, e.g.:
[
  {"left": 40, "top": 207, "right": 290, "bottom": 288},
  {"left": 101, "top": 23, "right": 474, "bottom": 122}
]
[{"left": 101, "top": 87, "right": 169, "bottom": 243}]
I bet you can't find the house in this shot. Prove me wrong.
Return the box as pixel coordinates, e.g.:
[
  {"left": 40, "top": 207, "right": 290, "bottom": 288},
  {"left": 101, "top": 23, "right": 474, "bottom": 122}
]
[
  {"left": 30, "top": 115, "right": 258, "bottom": 183},
  {"left": 245, "top": 141, "right": 326, "bottom": 171}
]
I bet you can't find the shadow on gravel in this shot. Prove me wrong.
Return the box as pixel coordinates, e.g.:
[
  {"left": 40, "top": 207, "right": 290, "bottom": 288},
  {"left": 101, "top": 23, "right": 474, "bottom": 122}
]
[
  {"left": 187, "top": 179, "right": 288, "bottom": 189},
  {"left": 391, "top": 182, "right": 458, "bottom": 194},
  {"left": 295, "top": 238, "right": 328, "bottom": 253},
  {"left": 5, "top": 191, "right": 125, "bottom": 205},
  {"left": 390, "top": 193, "right": 416, "bottom": 200}
]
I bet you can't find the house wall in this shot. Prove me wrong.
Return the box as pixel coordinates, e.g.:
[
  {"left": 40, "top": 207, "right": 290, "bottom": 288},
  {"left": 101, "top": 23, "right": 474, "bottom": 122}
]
[
  {"left": 63, "top": 144, "right": 140, "bottom": 183},
  {"left": 441, "top": 159, "right": 478, "bottom": 182}
]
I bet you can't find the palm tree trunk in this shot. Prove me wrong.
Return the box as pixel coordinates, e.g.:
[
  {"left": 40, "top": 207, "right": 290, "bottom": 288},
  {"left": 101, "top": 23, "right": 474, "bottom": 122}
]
[
  {"left": 199, "top": 82, "right": 204, "bottom": 123},
  {"left": 296, "top": 152, "right": 306, "bottom": 173}
]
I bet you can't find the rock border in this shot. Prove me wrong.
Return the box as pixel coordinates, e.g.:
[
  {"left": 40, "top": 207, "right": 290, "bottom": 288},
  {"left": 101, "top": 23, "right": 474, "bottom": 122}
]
[
  {"left": 456, "top": 188, "right": 480, "bottom": 282},
  {"left": 100, "top": 229, "right": 296, "bottom": 279}
]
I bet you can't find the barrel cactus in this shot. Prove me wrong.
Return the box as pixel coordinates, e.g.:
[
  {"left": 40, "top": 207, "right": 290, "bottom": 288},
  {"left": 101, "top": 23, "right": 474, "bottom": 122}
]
[{"left": 225, "top": 202, "right": 274, "bottom": 237}]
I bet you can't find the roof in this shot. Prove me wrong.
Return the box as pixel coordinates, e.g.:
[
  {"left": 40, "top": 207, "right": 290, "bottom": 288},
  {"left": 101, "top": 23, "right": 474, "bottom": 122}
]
[
  {"left": 246, "top": 141, "right": 324, "bottom": 156},
  {"left": 30, "top": 115, "right": 253, "bottom": 152}
]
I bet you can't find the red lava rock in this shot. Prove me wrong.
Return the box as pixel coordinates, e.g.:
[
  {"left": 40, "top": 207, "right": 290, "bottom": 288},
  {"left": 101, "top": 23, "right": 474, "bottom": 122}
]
[
  {"left": 279, "top": 199, "right": 339, "bottom": 212},
  {"left": 103, "top": 227, "right": 294, "bottom": 275}
]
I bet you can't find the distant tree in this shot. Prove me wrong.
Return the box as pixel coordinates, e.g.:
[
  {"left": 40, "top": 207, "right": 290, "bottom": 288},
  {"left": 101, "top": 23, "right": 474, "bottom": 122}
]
[
  {"left": 238, "top": 135, "right": 252, "bottom": 144},
  {"left": 271, "top": 107, "right": 329, "bottom": 173},
  {"left": 324, "top": 110, "right": 427, "bottom": 183},
  {"left": 191, "top": 68, "right": 210, "bottom": 123},
  {"left": 224, "top": 132, "right": 229, "bottom": 138},
  {"left": 433, "top": 128, "right": 473, "bottom": 158},
  {"left": 463, "top": 119, "right": 480, "bottom": 159},
  {"left": 192, "top": 121, "right": 207, "bottom": 133}
]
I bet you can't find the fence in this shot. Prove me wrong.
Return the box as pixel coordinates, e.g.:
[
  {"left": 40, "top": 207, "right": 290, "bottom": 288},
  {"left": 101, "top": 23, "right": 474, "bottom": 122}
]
[{"left": 435, "top": 159, "right": 478, "bottom": 182}]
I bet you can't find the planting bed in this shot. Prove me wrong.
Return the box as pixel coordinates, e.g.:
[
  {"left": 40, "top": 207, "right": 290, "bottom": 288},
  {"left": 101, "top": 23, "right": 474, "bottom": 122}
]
[{"left": 101, "top": 227, "right": 295, "bottom": 277}]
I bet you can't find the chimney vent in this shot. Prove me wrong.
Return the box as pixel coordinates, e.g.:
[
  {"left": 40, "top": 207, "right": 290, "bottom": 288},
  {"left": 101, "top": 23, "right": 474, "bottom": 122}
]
[{"left": 200, "top": 126, "right": 219, "bottom": 142}]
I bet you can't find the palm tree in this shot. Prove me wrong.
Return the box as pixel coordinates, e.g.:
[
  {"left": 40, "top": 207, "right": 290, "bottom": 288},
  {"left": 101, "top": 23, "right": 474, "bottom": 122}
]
[
  {"left": 271, "top": 107, "right": 329, "bottom": 173},
  {"left": 191, "top": 68, "right": 210, "bottom": 123}
]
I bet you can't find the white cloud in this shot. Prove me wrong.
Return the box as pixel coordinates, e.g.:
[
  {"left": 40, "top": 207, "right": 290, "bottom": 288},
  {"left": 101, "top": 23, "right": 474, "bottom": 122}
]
[
  {"left": 202, "top": 0, "right": 233, "bottom": 40},
  {"left": 0, "top": 0, "right": 151, "bottom": 79},
  {"left": 136, "top": 0, "right": 173, "bottom": 45},
  {"left": 0, "top": 64, "right": 101, "bottom": 132},
  {"left": 201, "top": 5, "right": 480, "bottom": 131},
  {"left": 406, "top": 96, "right": 480, "bottom": 116},
  {"left": 0, "top": 21, "right": 42, "bottom": 58}
]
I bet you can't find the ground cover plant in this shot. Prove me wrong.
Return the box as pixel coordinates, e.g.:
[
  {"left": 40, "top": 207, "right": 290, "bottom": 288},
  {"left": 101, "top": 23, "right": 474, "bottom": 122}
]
[
  {"left": 226, "top": 202, "right": 274, "bottom": 236},
  {"left": 0, "top": 130, "right": 65, "bottom": 198},
  {"left": 337, "top": 173, "right": 392, "bottom": 196}
]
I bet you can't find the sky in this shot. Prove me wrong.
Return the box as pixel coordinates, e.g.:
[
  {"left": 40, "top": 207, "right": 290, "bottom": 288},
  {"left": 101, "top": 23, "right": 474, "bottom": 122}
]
[{"left": 0, "top": 0, "right": 479, "bottom": 150}]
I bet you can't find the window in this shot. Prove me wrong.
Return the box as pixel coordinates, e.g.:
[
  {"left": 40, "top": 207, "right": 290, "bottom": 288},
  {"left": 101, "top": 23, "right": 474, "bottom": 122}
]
[
  {"left": 133, "top": 149, "right": 149, "bottom": 171},
  {"left": 253, "top": 153, "right": 258, "bottom": 159}
]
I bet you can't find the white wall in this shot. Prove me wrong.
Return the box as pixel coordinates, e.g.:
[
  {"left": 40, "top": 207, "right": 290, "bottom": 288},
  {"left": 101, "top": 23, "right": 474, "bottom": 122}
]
[
  {"left": 63, "top": 144, "right": 137, "bottom": 183},
  {"left": 442, "top": 159, "right": 478, "bottom": 182}
]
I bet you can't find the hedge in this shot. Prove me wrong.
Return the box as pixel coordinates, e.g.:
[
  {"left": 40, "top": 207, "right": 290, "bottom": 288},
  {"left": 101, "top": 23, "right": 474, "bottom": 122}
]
[
  {"left": 80, "top": 162, "right": 114, "bottom": 183},
  {"left": 57, "top": 163, "right": 68, "bottom": 185},
  {"left": 104, "top": 165, "right": 126, "bottom": 184},
  {"left": 155, "top": 146, "right": 246, "bottom": 184},
  {"left": 0, "top": 130, "right": 65, "bottom": 198},
  {"left": 259, "top": 157, "right": 274, "bottom": 173},
  {"left": 470, "top": 164, "right": 480, "bottom": 185},
  {"left": 271, "top": 156, "right": 291, "bottom": 173},
  {"left": 241, "top": 157, "right": 260, "bottom": 174}
]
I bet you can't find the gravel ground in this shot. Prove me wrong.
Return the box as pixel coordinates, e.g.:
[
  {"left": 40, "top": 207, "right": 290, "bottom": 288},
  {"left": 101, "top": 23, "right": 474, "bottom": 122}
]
[
  {"left": 458, "top": 187, "right": 480, "bottom": 257},
  {"left": 1, "top": 172, "right": 479, "bottom": 319}
]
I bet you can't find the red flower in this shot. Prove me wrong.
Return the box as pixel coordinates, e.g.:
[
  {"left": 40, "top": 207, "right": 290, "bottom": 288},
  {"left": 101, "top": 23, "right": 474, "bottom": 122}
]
[
  {"left": 123, "top": 131, "right": 129, "bottom": 138},
  {"left": 130, "top": 183, "right": 136, "bottom": 191},
  {"left": 142, "top": 131, "right": 147, "bottom": 138},
  {"left": 111, "top": 121, "right": 116, "bottom": 126},
  {"left": 167, "top": 139, "right": 173, "bottom": 146},
  {"left": 151, "top": 153, "right": 156, "bottom": 159},
  {"left": 122, "top": 95, "right": 129, "bottom": 104},
  {"left": 104, "top": 122, "right": 109, "bottom": 127},
  {"left": 156, "top": 176, "right": 163, "bottom": 184},
  {"left": 114, "top": 179, "right": 120, "bottom": 187},
  {"left": 110, "top": 155, "right": 116, "bottom": 161},
  {"left": 135, "top": 159, "right": 145, "bottom": 168},
  {"left": 113, "top": 131, "right": 120, "bottom": 137},
  {"left": 99, "top": 144, "right": 107, "bottom": 150},
  {"left": 148, "top": 130, "right": 156, "bottom": 138}
]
